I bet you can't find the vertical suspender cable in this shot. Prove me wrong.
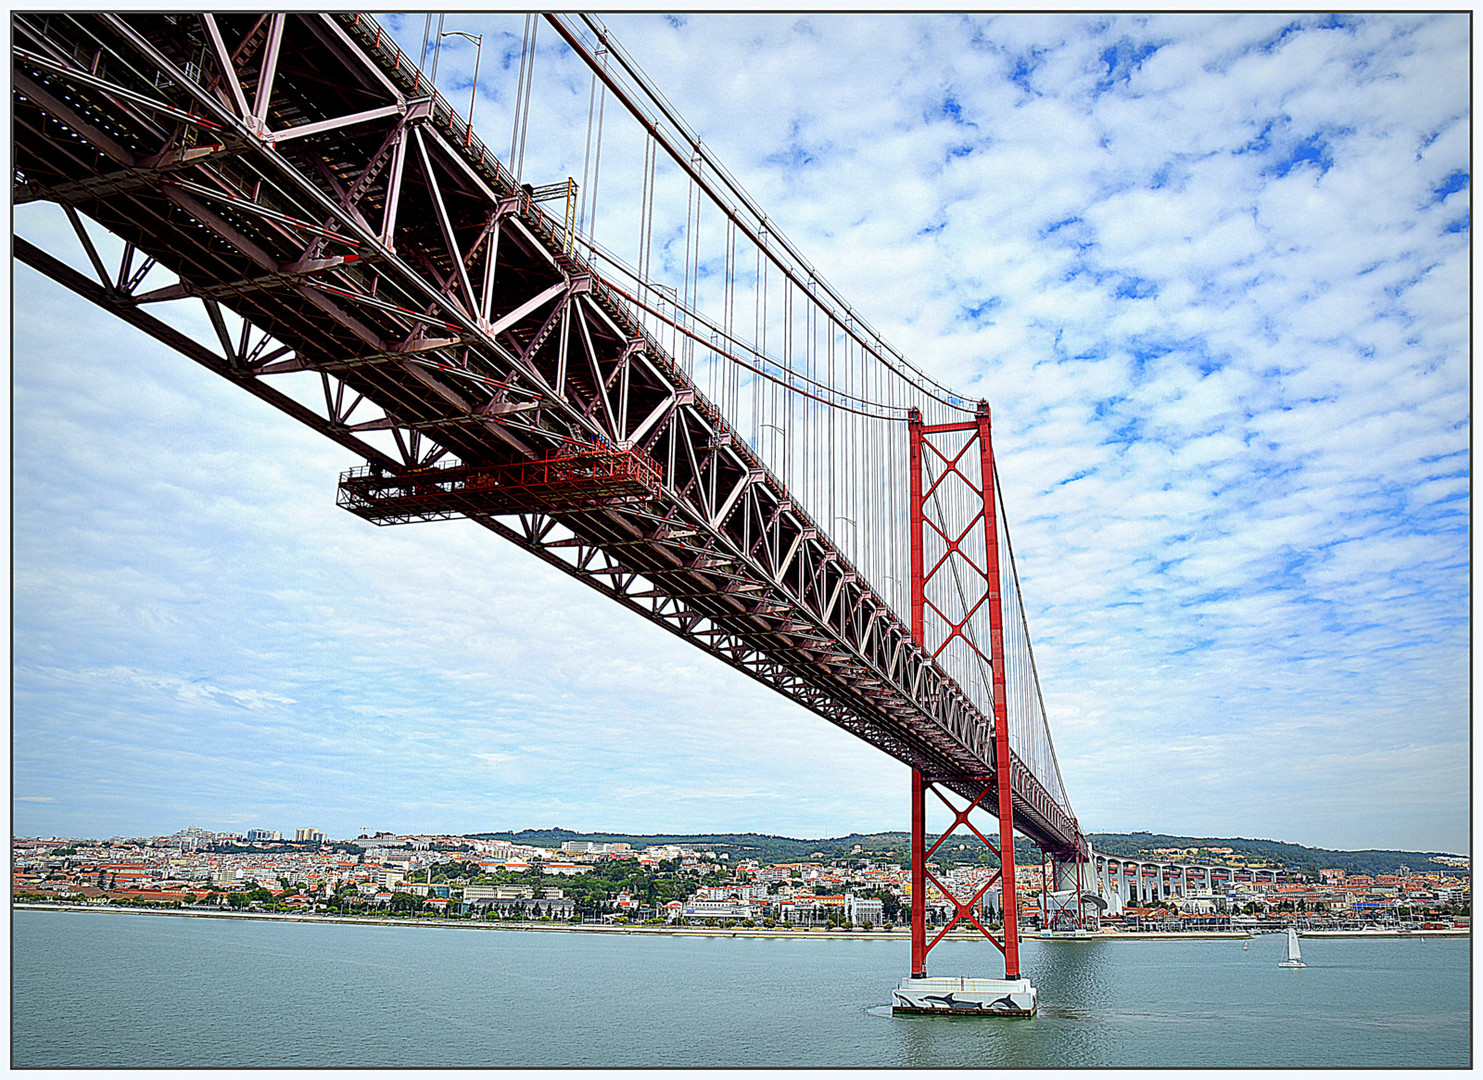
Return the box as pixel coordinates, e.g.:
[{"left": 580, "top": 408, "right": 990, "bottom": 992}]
[
  {"left": 995, "top": 469, "right": 1068, "bottom": 812},
  {"left": 587, "top": 49, "right": 607, "bottom": 257},
  {"left": 874, "top": 351, "right": 880, "bottom": 583},
  {"left": 760, "top": 231, "right": 770, "bottom": 461},
  {"left": 680, "top": 164, "right": 694, "bottom": 375},
  {"left": 518, "top": 18, "right": 537, "bottom": 181},
  {"left": 724, "top": 217, "right": 736, "bottom": 420},
  {"left": 801, "top": 298, "right": 809, "bottom": 511},
  {"left": 578, "top": 69, "right": 598, "bottom": 237},
  {"left": 860, "top": 342, "right": 866, "bottom": 580},
  {"left": 847, "top": 329, "right": 855, "bottom": 560},
  {"left": 509, "top": 14, "right": 529, "bottom": 173},
  {"left": 733, "top": 226, "right": 741, "bottom": 421},
  {"left": 511, "top": 14, "right": 538, "bottom": 182},
  {"left": 681, "top": 155, "right": 699, "bottom": 375},
  {"left": 751, "top": 233, "right": 761, "bottom": 450},
  {"left": 827, "top": 315, "right": 836, "bottom": 530},
  {"left": 888, "top": 375, "right": 897, "bottom": 612},
  {"left": 637, "top": 135, "right": 655, "bottom": 289},
  {"left": 783, "top": 282, "right": 792, "bottom": 486},
  {"left": 803, "top": 296, "right": 812, "bottom": 512},
  {"left": 876, "top": 356, "right": 885, "bottom": 590},
  {"left": 634, "top": 135, "right": 646, "bottom": 281},
  {"left": 428, "top": 13, "right": 446, "bottom": 82}
]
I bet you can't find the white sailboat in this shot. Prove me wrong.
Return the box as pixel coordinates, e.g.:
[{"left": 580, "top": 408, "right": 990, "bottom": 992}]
[{"left": 1278, "top": 926, "right": 1305, "bottom": 967}]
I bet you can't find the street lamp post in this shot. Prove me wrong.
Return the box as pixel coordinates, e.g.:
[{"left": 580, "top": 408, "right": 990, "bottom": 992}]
[
  {"left": 760, "top": 421, "right": 789, "bottom": 480},
  {"left": 440, "top": 30, "right": 483, "bottom": 144},
  {"left": 835, "top": 514, "right": 857, "bottom": 556}
]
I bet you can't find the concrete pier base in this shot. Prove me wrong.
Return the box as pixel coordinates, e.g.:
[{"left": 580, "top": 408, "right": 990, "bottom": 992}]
[{"left": 891, "top": 975, "right": 1038, "bottom": 1017}]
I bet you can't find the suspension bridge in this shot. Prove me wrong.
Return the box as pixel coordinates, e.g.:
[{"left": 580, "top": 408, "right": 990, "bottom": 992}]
[{"left": 16, "top": 11, "right": 1108, "bottom": 1014}]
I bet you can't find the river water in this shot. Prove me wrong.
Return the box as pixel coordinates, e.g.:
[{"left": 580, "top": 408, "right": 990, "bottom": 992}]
[{"left": 11, "top": 909, "right": 1470, "bottom": 1068}]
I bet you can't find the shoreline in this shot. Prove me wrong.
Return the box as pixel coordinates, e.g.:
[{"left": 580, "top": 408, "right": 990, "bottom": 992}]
[
  {"left": 16, "top": 904, "right": 1466, "bottom": 939},
  {"left": 1041, "top": 930, "right": 1250, "bottom": 940},
  {"left": 11, "top": 903, "right": 919, "bottom": 939},
  {"left": 1038, "top": 927, "right": 1469, "bottom": 940},
  {"left": 1299, "top": 928, "right": 1470, "bottom": 938}
]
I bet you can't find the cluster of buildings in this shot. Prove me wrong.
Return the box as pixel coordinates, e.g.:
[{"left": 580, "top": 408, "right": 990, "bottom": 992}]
[
  {"left": 9, "top": 829, "right": 721, "bottom": 917},
  {"left": 11, "top": 829, "right": 1471, "bottom": 931},
  {"left": 1262, "top": 866, "right": 1473, "bottom": 918},
  {"left": 1091, "top": 861, "right": 1473, "bottom": 930}
]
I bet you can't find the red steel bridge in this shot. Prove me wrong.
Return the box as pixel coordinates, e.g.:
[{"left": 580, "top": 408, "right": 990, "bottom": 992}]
[{"left": 13, "top": 12, "right": 1092, "bottom": 1000}]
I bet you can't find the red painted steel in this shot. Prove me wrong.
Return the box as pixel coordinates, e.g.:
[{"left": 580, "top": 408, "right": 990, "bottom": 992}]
[
  {"left": 338, "top": 442, "right": 663, "bottom": 523},
  {"left": 919, "top": 778, "right": 1006, "bottom": 957},
  {"left": 910, "top": 768, "right": 927, "bottom": 978},
  {"left": 906, "top": 401, "right": 1023, "bottom": 980},
  {"left": 976, "top": 402, "right": 1021, "bottom": 978},
  {"left": 908, "top": 412, "right": 925, "bottom": 645},
  {"left": 908, "top": 411, "right": 927, "bottom": 977}
]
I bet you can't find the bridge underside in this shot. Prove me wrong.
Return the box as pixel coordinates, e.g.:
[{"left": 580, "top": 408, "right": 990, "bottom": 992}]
[{"left": 13, "top": 11, "right": 1081, "bottom": 858}]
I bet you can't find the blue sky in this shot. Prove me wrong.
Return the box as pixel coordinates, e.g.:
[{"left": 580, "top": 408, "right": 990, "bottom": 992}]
[{"left": 12, "top": 13, "right": 1470, "bottom": 853}]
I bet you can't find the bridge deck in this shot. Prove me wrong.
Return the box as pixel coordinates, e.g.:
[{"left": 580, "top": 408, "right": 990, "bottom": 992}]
[{"left": 13, "top": 11, "right": 1080, "bottom": 856}]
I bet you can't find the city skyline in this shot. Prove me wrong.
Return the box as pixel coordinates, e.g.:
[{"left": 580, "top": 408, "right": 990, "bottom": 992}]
[
  {"left": 12, "top": 822, "right": 1467, "bottom": 864},
  {"left": 13, "top": 13, "right": 1470, "bottom": 854}
]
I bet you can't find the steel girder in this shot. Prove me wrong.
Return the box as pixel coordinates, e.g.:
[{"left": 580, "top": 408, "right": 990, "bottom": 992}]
[{"left": 12, "top": 11, "right": 1081, "bottom": 857}]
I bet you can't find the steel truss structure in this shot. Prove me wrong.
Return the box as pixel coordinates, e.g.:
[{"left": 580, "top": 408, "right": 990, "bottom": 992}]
[
  {"left": 13, "top": 11, "right": 1081, "bottom": 857},
  {"left": 908, "top": 406, "right": 1025, "bottom": 978},
  {"left": 1041, "top": 851, "right": 1094, "bottom": 931},
  {"left": 337, "top": 443, "right": 665, "bottom": 523}
]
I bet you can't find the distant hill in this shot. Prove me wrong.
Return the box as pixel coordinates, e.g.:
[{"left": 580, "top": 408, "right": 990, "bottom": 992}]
[
  {"left": 468, "top": 828, "right": 909, "bottom": 866},
  {"left": 468, "top": 828, "right": 1461, "bottom": 877},
  {"left": 1084, "top": 832, "right": 1463, "bottom": 877}
]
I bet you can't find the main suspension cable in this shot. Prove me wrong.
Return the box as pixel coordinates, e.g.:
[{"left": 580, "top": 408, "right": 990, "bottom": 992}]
[
  {"left": 583, "top": 237, "right": 912, "bottom": 417},
  {"left": 545, "top": 13, "right": 976, "bottom": 416},
  {"left": 605, "top": 281, "right": 903, "bottom": 420}
]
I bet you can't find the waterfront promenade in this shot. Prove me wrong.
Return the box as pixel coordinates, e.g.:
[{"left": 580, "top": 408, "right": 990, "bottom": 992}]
[
  {"left": 12, "top": 901, "right": 1236, "bottom": 939},
  {"left": 16, "top": 902, "right": 1468, "bottom": 939}
]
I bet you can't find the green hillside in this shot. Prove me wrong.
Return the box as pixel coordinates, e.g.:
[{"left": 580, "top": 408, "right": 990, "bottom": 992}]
[
  {"left": 1084, "top": 832, "right": 1460, "bottom": 877},
  {"left": 469, "top": 827, "right": 1460, "bottom": 877}
]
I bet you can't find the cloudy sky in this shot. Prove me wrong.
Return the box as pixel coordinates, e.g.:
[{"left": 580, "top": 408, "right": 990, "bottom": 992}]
[{"left": 12, "top": 12, "right": 1470, "bottom": 854}]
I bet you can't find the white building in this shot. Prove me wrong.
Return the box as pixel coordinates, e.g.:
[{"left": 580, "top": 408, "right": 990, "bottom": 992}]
[
  {"left": 543, "top": 862, "right": 593, "bottom": 877},
  {"left": 685, "top": 900, "right": 757, "bottom": 921},
  {"left": 846, "top": 894, "right": 885, "bottom": 926}
]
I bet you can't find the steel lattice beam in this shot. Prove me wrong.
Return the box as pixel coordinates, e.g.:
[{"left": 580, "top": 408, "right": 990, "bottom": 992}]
[{"left": 12, "top": 11, "right": 1082, "bottom": 858}]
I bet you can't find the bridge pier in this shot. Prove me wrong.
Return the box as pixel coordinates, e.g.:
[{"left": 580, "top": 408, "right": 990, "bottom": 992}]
[
  {"left": 892, "top": 405, "right": 1038, "bottom": 1018},
  {"left": 894, "top": 768, "right": 1037, "bottom": 1016},
  {"left": 1044, "top": 856, "right": 1102, "bottom": 933},
  {"left": 909, "top": 768, "right": 927, "bottom": 979}
]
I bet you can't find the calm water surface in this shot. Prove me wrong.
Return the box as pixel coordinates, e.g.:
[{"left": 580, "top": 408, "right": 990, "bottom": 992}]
[{"left": 12, "top": 910, "right": 1470, "bottom": 1068}]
